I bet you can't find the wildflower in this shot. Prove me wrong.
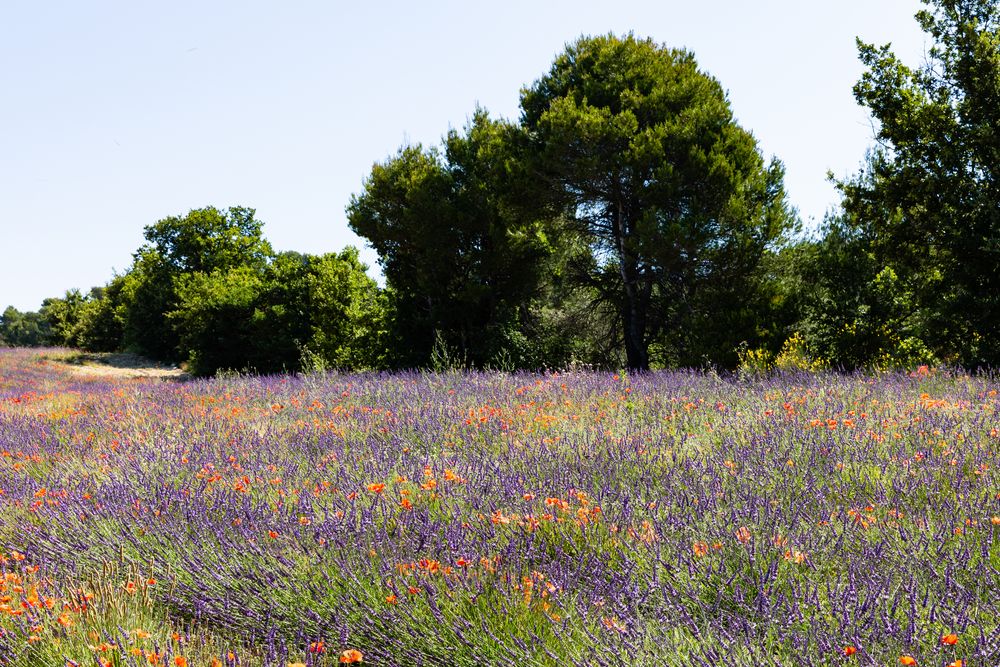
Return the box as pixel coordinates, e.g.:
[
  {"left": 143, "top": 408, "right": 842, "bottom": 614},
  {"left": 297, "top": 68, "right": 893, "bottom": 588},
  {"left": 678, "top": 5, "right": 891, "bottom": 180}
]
[
  {"left": 174, "top": 658, "right": 188, "bottom": 667},
  {"left": 947, "top": 660, "right": 963, "bottom": 667},
  {"left": 783, "top": 549, "right": 807, "bottom": 564},
  {"left": 843, "top": 646, "right": 857, "bottom": 656},
  {"left": 386, "top": 594, "right": 398, "bottom": 604},
  {"left": 941, "top": 633, "right": 958, "bottom": 645},
  {"left": 692, "top": 542, "right": 708, "bottom": 557},
  {"left": 456, "top": 557, "right": 471, "bottom": 567},
  {"left": 367, "top": 483, "right": 385, "bottom": 494},
  {"left": 601, "top": 616, "right": 626, "bottom": 633},
  {"left": 268, "top": 530, "right": 279, "bottom": 539},
  {"left": 735, "top": 526, "right": 751, "bottom": 544},
  {"left": 309, "top": 641, "right": 325, "bottom": 653},
  {"left": 899, "top": 657, "right": 916, "bottom": 666},
  {"left": 340, "top": 649, "right": 364, "bottom": 663}
]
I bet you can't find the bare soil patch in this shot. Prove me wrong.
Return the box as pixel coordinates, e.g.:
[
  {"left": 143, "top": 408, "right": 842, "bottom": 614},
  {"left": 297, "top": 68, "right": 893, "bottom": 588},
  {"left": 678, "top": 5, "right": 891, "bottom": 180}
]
[{"left": 44, "top": 351, "right": 190, "bottom": 380}]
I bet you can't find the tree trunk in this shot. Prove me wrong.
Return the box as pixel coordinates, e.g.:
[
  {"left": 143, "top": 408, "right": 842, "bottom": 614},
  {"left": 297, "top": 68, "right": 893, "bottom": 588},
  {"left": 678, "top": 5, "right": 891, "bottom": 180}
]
[
  {"left": 613, "top": 194, "right": 650, "bottom": 371},
  {"left": 622, "top": 298, "right": 649, "bottom": 370}
]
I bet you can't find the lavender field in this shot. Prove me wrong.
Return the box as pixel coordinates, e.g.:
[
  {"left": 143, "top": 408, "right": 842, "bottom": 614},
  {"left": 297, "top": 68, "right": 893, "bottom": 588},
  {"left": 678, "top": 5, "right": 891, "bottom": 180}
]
[{"left": 0, "top": 348, "right": 997, "bottom": 666}]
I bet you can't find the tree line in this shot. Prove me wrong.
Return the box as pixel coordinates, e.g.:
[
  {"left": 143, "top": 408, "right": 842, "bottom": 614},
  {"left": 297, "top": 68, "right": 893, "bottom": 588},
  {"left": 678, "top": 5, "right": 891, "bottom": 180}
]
[{"left": 4, "top": 0, "right": 998, "bottom": 375}]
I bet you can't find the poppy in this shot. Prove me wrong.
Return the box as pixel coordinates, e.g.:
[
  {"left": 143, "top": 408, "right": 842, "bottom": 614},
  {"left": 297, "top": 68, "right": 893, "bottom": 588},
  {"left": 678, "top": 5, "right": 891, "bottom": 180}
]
[
  {"left": 340, "top": 649, "right": 364, "bottom": 664},
  {"left": 899, "top": 657, "right": 916, "bottom": 666},
  {"left": 941, "top": 634, "right": 958, "bottom": 645},
  {"left": 843, "top": 646, "right": 857, "bottom": 656}
]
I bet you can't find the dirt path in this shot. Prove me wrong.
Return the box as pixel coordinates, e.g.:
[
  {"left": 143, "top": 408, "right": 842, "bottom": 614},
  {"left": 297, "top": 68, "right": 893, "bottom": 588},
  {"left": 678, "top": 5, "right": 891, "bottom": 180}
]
[{"left": 43, "top": 352, "right": 190, "bottom": 380}]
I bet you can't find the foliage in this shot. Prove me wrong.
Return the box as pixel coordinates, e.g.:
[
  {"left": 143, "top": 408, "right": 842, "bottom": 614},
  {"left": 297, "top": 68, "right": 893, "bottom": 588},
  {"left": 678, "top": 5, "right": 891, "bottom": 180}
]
[
  {"left": 71, "top": 281, "right": 128, "bottom": 353},
  {"left": 254, "top": 249, "right": 387, "bottom": 373},
  {"left": 169, "top": 249, "right": 385, "bottom": 376},
  {"left": 779, "top": 216, "right": 937, "bottom": 370},
  {"left": 38, "top": 289, "right": 87, "bottom": 347},
  {"left": 773, "top": 332, "right": 827, "bottom": 372},
  {"left": 521, "top": 33, "right": 794, "bottom": 369},
  {"left": 142, "top": 205, "right": 273, "bottom": 275},
  {"left": 348, "top": 111, "right": 561, "bottom": 369},
  {"left": 117, "top": 206, "right": 274, "bottom": 362},
  {"left": 838, "top": 0, "right": 1000, "bottom": 365},
  {"left": 736, "top": 343, "right": 774, "bottom": 377},
  {"left": 169, "top": 265, "right": 265, "bottom": 376},
  {"left": 0, "top": 306, "right": 50, "bottom": 347}
]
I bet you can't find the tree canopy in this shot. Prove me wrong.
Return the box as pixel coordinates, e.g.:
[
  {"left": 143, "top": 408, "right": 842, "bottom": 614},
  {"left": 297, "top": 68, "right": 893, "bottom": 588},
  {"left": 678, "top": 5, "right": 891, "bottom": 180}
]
[
  {"left": 521, "top": 34, "right": 793, "bottom": 369},
  {"left": 839, "top": 0, "right": 1000, "bottom": 365},
  {"left": 348, "top": 111, "right": 560, "bottom": 368}
]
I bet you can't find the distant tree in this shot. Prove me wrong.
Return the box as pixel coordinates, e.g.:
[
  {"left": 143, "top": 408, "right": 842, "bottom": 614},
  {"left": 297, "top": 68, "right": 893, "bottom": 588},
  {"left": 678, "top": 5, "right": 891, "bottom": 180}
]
[
  {"left": 778, "top": 215, "right": 936, "bottom": 369},
  {"left": 521, "top": 33, "right": 794, "bottom": 370},
  {"left": 0, "top": 306, "right": 50, "bottom": 347},
  {"left": 74, "top": 280, "right": 127, "bottom": 353},
  {"left": 121, "top": 206, "right": 274, "bottom": 361},
  {"left": 39, "top": 290, "right": 87, "bottom": 347},
  {"left": 169, "top": 248, "right": 385, "bottom": 376},
  {"left": 839, "top": 0, "right": 1000, "bottom": 365},
  {"left": 143, "top": 205, "right": 273, "bottom": 274},
  {"left": 347, "top": 111, "right": 557, "bottom": 368},
  {"left": 169, "top": 266, "right": 264, "bottom": 376},
  {"left": 118, "top": 248, "right": 181, "bottom": 360},
  {"left": 255, "top": 249, "right": 387, "bottom": 372}
]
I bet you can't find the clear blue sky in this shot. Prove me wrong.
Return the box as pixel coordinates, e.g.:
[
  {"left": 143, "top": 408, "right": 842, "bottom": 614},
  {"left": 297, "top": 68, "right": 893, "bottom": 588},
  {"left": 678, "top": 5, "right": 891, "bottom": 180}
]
[{"left": 0, "top": 0, "right": 928, "bottom": 312}]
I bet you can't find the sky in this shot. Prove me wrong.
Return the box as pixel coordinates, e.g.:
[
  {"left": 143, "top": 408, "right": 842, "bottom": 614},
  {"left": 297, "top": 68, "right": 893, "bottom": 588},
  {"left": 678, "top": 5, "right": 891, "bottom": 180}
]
[{"left": 0, "top": 0, "right": 930, "bottom": 312}]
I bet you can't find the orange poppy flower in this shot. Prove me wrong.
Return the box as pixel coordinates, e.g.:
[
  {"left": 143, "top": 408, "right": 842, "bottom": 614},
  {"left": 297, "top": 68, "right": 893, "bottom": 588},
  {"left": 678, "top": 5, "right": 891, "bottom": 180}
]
[
  {"left": 174, "top": 658, "right": 188, "bottom": 667},
  {"left": 842, "top": 646, "right": 857, "bottom": 656},
  {"left": 947, "top": 661, "right": 963, "bottom": 667},
  {"left": 367, "top": 483, "right": 385, "bottom": 494},
  {"left": 899, "top": 657, "right": 916, "bottom": 666},
  {"left": 941, "top": 634, "right": 958, "bottom": 645},
  {"left": 340, "top": 649, "right": 364, "bottom": 664},
  {"left": 735, "top": 526, "right": 751, "bottom": 544}
]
